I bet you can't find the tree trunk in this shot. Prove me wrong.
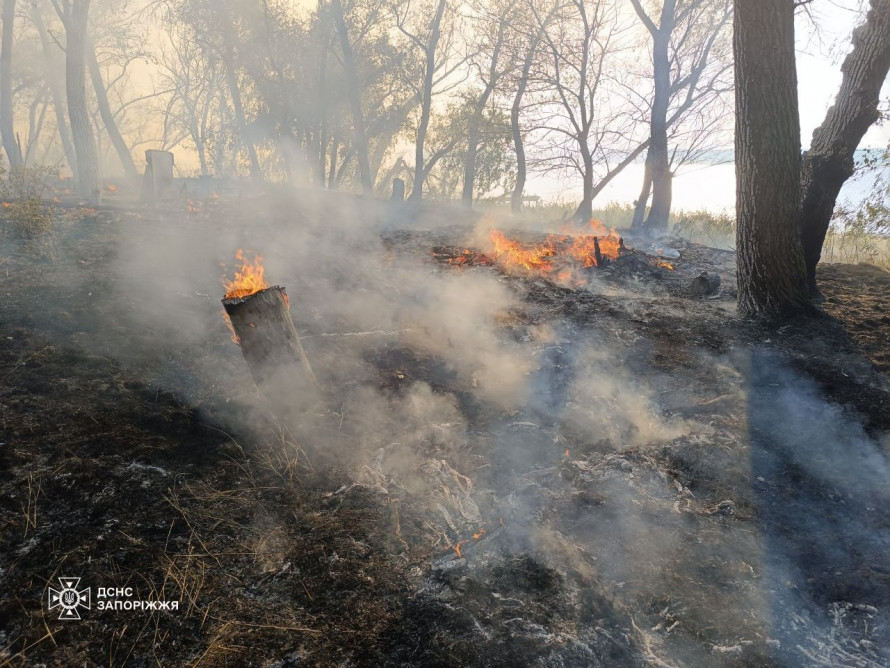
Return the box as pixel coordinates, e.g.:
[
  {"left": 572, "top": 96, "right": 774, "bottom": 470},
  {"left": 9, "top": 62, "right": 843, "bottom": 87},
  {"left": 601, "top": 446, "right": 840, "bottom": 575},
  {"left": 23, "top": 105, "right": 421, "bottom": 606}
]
[
  {"left": 222, "top": 286, "right": 319, "bottom": 412},
  {"left": 510, "top": 36, "right": 538, "bottom": 214},
  {"left": 32, "top": 5, "right": 77, "bottom": 177},
  {"left": 196, "top": 140, "right": 208, "bottom": 176},
  {"left": 799, "top": 0, "right": 890, "bottom": 294},
  {"left": 86, "top": 37, "right": 137, "bottom": 178},
  {"left": 630, "top": 1, "right": 675, "bottom": 235},
  {"left": 66, "top": 0, "right": 100, "bottom": 202},
  {"left": 644, "top": 26, "right": 672, "bottom": 232},
  {"left": 328, "top": 136, "right": 338, "bottom": 188},
  {"left": 462, "top": 110, "right": 481, "bottom": 207},
  {"left": 409, "top": 0, "right": 447, "bottom": 202},
  {"left": 734, "top": 0, "right": 809, "bottom": 316},
  {"left": 462, "top": 97, "right": 487, "bottom": 207},
  {"left": 224, "top": 47, "right": 262, "bottom": 181},
  {"left": 332, "top": 0, "right": 372, "bottom": 195},
  {"left": 462, "top": 18, "right": 505, "bottom": 208},
  {"left": 0, "top": 0, "right": 22, "bottom": 169},
  {"left": 510, "top": 96, "right": 526, "bottom": 213},
  {"left": 594, "top": 141, "right": 652, "bottom": 203},
  {"left": 316, "top": 42, "right": 328, "bottom": 187},
  {"left": 631, "top": 153, "right": 653, "bottom": 228},
  {"left": 576, "top": 146, "right": 594, "bottom": 221}
]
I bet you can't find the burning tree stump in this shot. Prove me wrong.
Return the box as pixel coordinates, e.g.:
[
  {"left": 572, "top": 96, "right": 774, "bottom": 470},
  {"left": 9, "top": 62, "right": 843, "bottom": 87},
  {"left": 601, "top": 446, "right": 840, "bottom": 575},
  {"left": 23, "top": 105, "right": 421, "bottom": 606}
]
[{"left": 222, "top": 286, "right": 318, "bottom": 394}]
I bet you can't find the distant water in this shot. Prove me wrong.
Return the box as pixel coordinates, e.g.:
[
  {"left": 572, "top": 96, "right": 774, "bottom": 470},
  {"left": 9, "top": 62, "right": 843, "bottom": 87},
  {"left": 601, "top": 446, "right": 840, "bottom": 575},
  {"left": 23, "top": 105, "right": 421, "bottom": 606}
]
[{"left": 529, "top": 158, "right": 887, "bottom": 215}]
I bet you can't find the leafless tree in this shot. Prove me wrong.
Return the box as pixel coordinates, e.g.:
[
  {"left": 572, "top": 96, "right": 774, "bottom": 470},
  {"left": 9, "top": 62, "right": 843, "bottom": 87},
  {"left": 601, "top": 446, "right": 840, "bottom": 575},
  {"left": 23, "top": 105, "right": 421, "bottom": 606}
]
[
  {"left": 460, "top": 0, "right": 515, "bottom": 207},
  {"left": 629, "top": 0, "right": 732, "bottom": 235},
  {"left": 52, "top": 0, "right": 100, "bottom": 201},
  {"left": 331, "top": 0, "right": 373, "bottom": 194},
  {"left": 0, "top": 0, "right": 23, "bottom": 168},
  {"left": 392, "top": 0, "right": 467, "bottom": 201},
  {"left": 30, "top": 3, "right": 77, "bottom": 176},
  {"left": 505, "top": 1, "right": 554, "bottom": 213},
  {"left": 85, "top": 39, "right": 136, "bottom": 177},
  {"left": 158, "top": 19, "right": 223, "bottom": 176},
  {"left": 530, "top": 0, "right": 648, "bottom": 221}
]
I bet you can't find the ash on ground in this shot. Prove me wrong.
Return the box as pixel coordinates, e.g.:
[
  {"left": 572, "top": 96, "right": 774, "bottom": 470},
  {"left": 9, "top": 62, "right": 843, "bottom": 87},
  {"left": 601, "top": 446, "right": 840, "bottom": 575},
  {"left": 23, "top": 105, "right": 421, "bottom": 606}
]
[{"left": 2, "top": 196, "right": 889, "bottom": 667}]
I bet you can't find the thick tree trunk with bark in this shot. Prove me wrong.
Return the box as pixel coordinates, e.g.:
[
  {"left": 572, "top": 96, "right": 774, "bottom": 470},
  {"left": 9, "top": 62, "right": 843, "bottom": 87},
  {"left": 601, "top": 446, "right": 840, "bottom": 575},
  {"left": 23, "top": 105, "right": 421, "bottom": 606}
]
[
  {"left": 65, "top": 0, "right": 100, "bottom": 202},
  {"left": 734, "top": 0, "right": 809, "bottom": 316},
  {"left": 799, "top": 0, "right": 890, "bottom": 294},
  {"left": 195, "top": 129, "right": 208, "bottom": 175},
  {"left": 0, "top": 0, "right": 22, "bottom": 169},
  {"left": 331, "top": 0, "right": 372, "bottom": 195},
  {"left": 87, "top": 38, "right": 137, "bottom": 178}
]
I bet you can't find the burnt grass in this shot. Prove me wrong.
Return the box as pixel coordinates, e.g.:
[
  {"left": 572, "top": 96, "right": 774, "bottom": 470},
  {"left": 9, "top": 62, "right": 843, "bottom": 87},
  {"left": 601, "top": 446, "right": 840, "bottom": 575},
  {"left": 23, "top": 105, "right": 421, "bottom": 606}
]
[{"left": 1, "top": 196, "right": 889, "bottom": 667}]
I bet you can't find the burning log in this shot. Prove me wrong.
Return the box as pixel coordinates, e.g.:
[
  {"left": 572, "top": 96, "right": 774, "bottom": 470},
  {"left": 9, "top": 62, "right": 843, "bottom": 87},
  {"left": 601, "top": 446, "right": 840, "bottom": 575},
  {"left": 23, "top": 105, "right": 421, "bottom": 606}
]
[
  {"left": 222, "top": 285, "right": 318, "bottom": 393},
  {"left": 221, "top": 251, "right": 318, "bottom": 404}
]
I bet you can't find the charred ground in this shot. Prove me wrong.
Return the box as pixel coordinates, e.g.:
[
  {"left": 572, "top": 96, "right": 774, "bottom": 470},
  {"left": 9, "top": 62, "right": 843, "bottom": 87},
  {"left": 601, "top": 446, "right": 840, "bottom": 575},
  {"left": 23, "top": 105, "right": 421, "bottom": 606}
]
[{"left": 1, "top": 196, "right": 889, "bottom": 667}]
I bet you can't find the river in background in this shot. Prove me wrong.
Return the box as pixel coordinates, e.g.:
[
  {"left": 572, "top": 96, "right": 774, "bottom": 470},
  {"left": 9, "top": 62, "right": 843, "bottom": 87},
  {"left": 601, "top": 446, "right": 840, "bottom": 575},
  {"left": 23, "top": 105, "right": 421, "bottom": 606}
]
[{"left": 527, "top": 153, "right": 888, "bottom": 216}]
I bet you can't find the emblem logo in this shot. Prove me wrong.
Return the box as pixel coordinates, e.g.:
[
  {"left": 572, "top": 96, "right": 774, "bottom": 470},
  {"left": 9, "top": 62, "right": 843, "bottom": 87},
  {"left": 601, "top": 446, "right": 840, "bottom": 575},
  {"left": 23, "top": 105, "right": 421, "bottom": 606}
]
[{"left": 47, "top": 577, "right": 91, "bottom": 620}]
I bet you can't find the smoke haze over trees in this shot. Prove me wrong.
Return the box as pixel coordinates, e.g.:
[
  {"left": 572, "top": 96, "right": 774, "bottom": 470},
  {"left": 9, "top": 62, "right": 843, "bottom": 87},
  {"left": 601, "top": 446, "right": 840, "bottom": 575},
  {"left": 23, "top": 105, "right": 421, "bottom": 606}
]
[
  {"left": 0, "top": 0, "right": 887, "bottom": 306},
  {"left": 0, "top": 0, "right": 738, "bottom": 204}
]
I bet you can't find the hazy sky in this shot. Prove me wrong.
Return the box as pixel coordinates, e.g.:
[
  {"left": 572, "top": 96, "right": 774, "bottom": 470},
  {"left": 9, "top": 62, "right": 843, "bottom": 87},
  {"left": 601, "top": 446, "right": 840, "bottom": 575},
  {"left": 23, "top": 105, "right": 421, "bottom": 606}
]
[
  {"left": 796, "top": 0, "right": 889, "bottom": 148},
  {"left": 318, "top": 0, "right": 887, "bottom": 148}
]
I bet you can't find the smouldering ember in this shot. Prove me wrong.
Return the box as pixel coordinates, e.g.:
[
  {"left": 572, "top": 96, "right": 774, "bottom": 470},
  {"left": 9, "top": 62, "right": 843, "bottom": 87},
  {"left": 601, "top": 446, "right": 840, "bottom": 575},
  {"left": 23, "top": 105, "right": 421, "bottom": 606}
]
[
  {"left": 430, "top": 246, "right": 494, "bottom": 268},
  {"left": 452, "top": 526, "right": 489, "bottom": 558}
]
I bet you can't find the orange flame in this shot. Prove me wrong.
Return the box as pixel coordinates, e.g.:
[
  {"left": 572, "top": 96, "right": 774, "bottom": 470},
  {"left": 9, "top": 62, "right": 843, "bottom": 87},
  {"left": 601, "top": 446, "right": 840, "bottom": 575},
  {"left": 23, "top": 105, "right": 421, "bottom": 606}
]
[
  {"left": 222, "top": 250, "right": 273, "bottom": 344},
  {"left": 453, "top": 540, "right": 468, "bottom": 558},
  {"left": 487, "top": 219, "right": 621, "bottom": 284},
  {"left": 223, "top": 249, "right": 269, "bottom": 299},
  {"left": 453, "top": 527, "right": 488, "bottom": 557}
]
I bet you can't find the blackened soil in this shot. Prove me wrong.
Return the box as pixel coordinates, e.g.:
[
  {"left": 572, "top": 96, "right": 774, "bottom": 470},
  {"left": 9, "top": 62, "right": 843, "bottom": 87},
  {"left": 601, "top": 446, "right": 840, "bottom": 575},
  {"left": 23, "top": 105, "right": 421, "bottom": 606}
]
[{"left": 1, "top": 202, "right": 889, "bottom": 667}]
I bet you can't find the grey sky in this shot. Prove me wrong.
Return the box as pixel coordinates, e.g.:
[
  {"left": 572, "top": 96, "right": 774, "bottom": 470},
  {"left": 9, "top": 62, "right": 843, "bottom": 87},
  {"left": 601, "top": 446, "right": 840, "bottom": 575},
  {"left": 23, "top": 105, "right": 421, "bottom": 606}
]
[{"left": 797, "top": 0, "right": 889, "bottom": 148}]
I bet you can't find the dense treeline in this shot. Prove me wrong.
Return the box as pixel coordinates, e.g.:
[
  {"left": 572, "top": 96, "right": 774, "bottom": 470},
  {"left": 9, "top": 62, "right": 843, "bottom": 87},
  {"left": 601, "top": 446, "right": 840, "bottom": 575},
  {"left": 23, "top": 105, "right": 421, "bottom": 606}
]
[
  {"left": 1, "top": 0, "right": 888, "bottom": 315},
  {"left": 0, "top": 0, "right": 733, "bottom": 222}
]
